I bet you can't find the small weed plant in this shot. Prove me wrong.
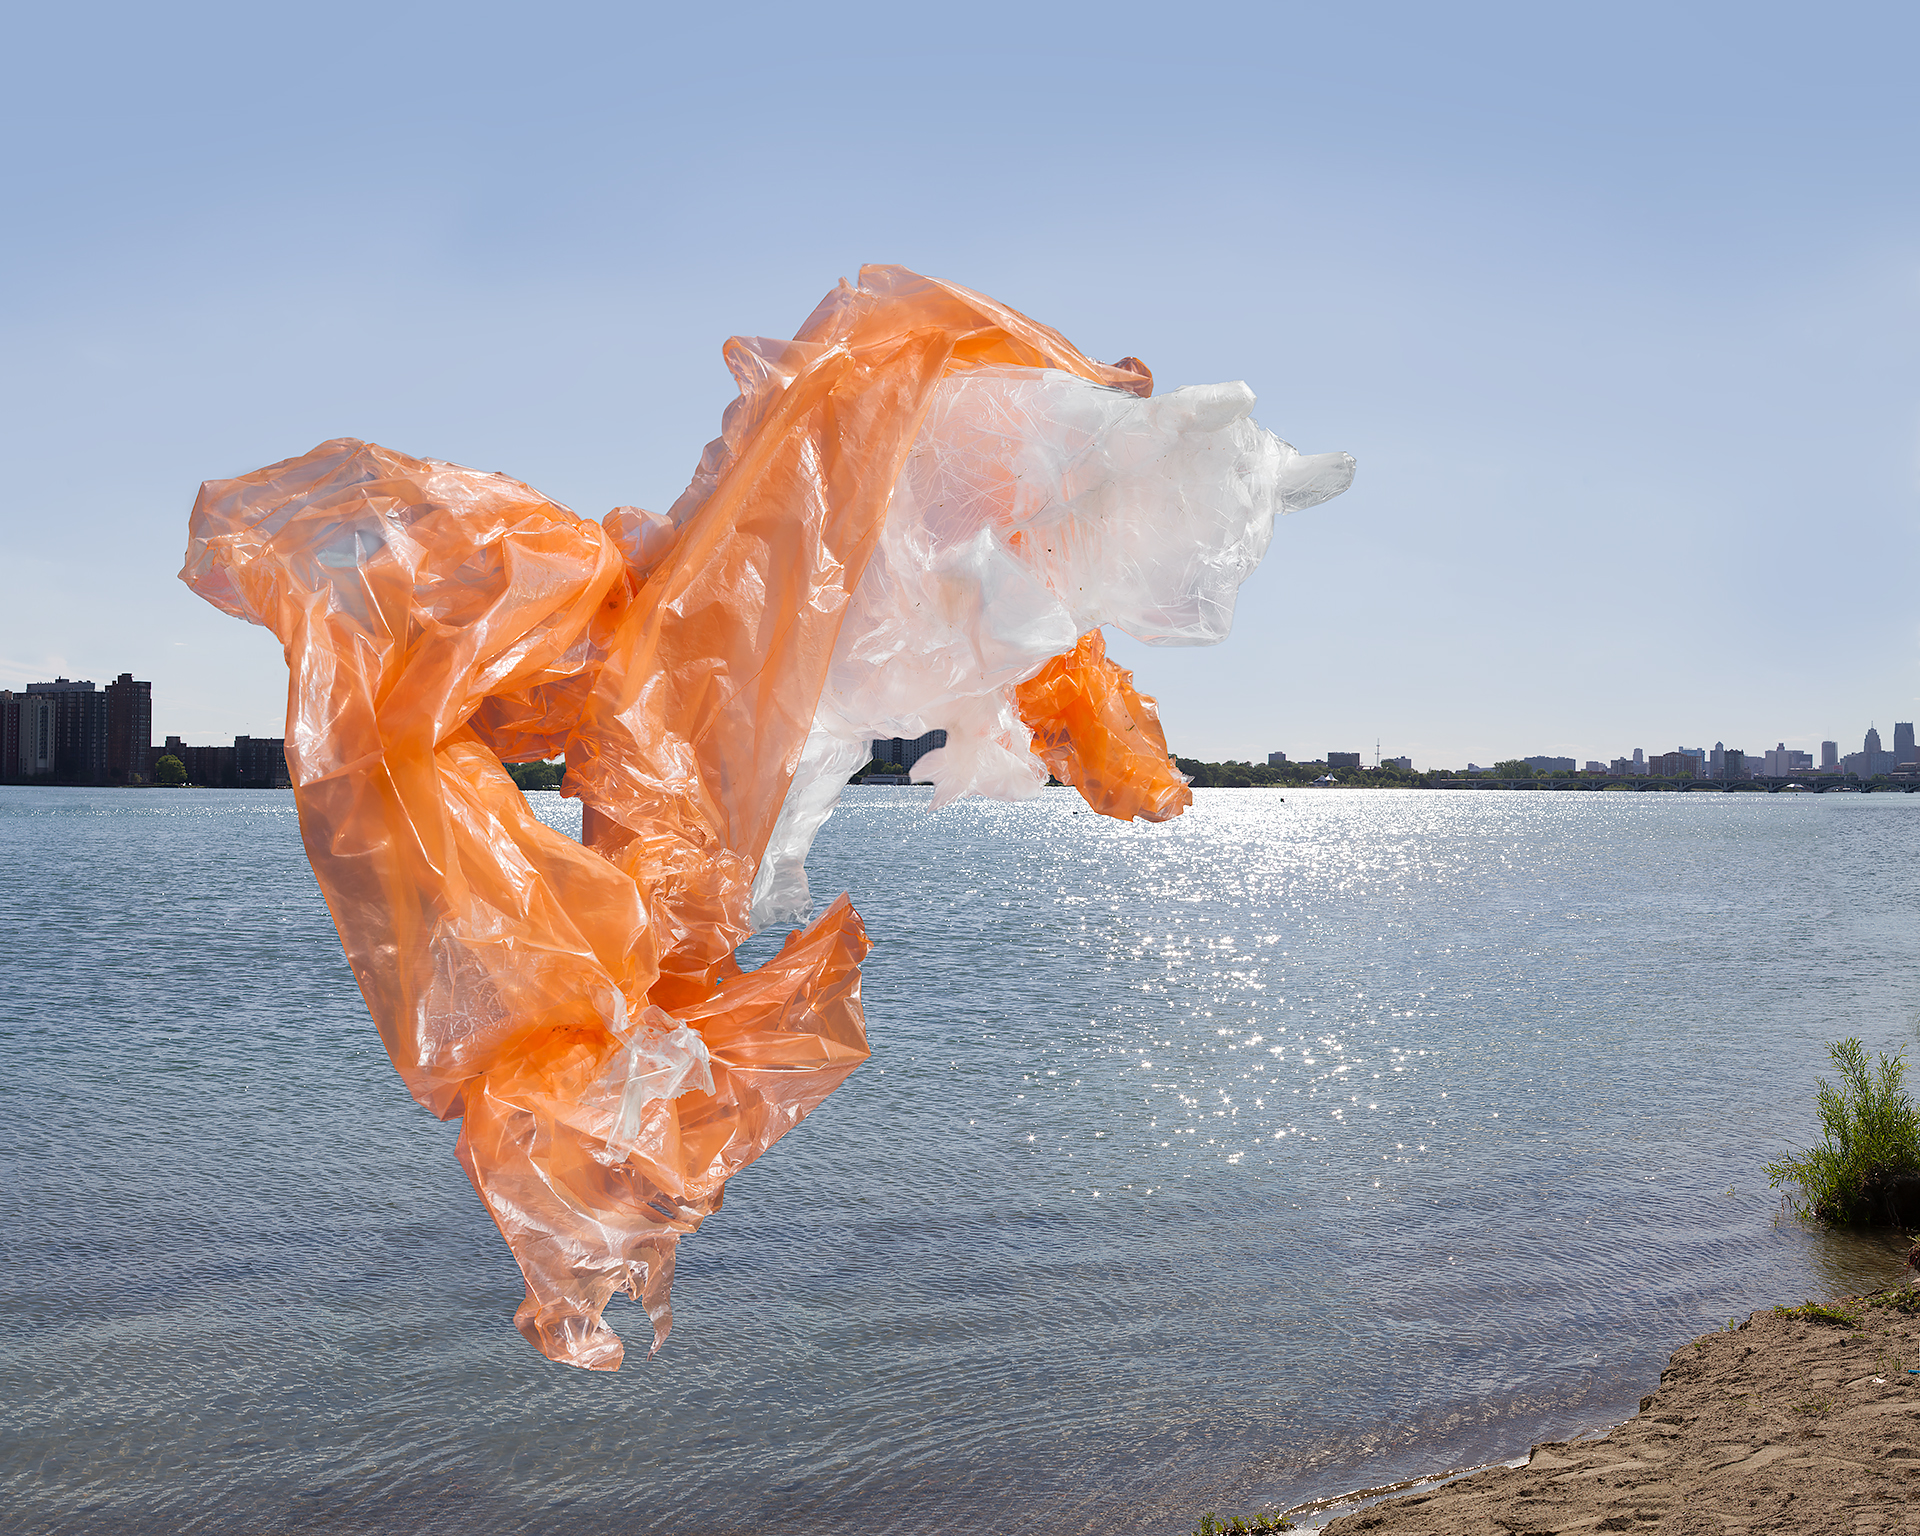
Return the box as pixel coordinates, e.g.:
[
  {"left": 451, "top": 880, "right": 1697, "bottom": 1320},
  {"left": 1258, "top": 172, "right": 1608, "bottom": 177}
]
[
  {"left": 1193, "top": 1514, "right": 1292, "bottom": 1535},
  {"left": 1865, "top": 1284, "right": 1920, "bottom": 1316},
  {"left": 1765, "top": 1038, "right": 1920, "bottom": 1225},
  {"left": 1773, "top": 1301, "right": 1861, "bottom": 1329}
]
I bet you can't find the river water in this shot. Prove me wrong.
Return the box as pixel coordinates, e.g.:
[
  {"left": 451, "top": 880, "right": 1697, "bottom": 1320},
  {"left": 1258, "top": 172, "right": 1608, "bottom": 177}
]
[{"left": 2, "top": 785, "right": 1915, "bottom": 1534}]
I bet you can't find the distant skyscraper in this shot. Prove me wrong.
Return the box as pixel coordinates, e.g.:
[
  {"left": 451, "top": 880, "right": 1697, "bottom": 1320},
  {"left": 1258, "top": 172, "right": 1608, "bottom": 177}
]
[
  {"left": 1847, "top": 724, "right": 1898, "bottom": 778},
  {"left": 1762, "top": 742, "right": 1813, "bottom": 777},
  {"left": 1631, "top": 748, "right": 1646, "bottom": 775},
  {"left": 1267, "top": 751, "right": 1288, "bottom": 766},
  {"left": 1710, "top": 742, "right": 1725, "bottom": 779},
  {"left": 1896, "top": 723, "right": 1916, "bottom": 765},
  {"left": 1821, "top": 740, "right": 1839, "bottom": 771}
]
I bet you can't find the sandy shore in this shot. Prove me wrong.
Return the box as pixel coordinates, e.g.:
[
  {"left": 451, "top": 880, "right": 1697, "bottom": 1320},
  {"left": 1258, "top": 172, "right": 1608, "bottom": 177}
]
[{"left": 1300, "top": 1283, "right": 1920, "bottom": 1535}]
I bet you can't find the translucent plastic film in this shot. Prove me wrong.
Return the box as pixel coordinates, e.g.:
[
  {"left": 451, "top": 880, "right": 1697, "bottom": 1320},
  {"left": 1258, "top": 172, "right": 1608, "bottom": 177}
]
[{"left": 181, "top": 266, "right": 1352, "bottom": 1369}]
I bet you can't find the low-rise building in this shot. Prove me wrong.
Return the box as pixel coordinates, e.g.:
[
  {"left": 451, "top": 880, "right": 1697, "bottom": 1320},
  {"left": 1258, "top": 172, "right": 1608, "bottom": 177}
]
[{"left": 233, "top": 735, "right": 290, "bottom": 788}]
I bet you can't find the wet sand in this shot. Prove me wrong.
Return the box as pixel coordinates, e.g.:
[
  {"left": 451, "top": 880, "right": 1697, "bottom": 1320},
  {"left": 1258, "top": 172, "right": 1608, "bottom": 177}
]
[{"left": 1304, "top": 1285, "right": 1920, "bottom": 1535}]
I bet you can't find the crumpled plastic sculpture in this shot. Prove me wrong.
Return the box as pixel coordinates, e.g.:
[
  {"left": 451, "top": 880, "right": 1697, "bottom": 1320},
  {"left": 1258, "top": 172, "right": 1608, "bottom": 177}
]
[{"left": 181, "top": 266, "right": 1353, "bottom": 1370}]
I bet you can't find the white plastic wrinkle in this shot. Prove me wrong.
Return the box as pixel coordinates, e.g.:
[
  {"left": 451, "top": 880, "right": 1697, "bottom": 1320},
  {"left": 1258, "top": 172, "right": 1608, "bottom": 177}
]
[{"left": 744, "top": 366, "right": 1353, "bottom": 934}]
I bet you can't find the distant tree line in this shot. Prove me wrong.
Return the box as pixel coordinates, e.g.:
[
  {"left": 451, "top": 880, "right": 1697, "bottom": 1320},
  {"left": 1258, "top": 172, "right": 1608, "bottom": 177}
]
[
  {"left": 507, "top": 759, "right": 565, "bottom": 791},
  {"left": 1173, "top": 757, "right": 1430, "bottom": 789}
]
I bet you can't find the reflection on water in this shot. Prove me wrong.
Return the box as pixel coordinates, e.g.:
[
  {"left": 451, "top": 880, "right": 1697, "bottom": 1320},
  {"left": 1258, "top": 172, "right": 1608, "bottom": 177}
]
[
  {"left": 2, "top": 785, "right": 1916, "bottom": 1534},
  {"left": 1802, "top": 1225, "right": 1912, "bottom": 1300}
]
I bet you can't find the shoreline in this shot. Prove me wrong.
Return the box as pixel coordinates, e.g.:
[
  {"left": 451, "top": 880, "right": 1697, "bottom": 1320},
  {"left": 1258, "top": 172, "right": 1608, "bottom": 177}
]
[{"left": 1275, "top": 1278, "right": 1920, "bottom": 1533}]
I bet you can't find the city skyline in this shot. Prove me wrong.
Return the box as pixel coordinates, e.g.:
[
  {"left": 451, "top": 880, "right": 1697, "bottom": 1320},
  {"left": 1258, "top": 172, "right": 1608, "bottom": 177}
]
[
  {"left": 1436, "top": 721, "right": 1916, "bottom": 779},
  {"left": 0, "top": 671, "right": 286, "bottom": 788},
  {"left": 7, "top": 662, "right": 1910, "bottom": 785}
]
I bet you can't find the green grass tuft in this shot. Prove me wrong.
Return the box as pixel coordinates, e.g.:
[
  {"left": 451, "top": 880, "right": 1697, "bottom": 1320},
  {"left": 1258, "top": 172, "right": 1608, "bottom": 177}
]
[
  {"left": 1773, "top": 1301, "right": 1860, "bottom": 1328},
  {"left": 1865, "top": 1284, "right": 1920, "bottom": 1315},
  {"left": 1764, "top": 1038, "right": 1920, "bottom": 1226},
  {"left": 1192, "top": 1513, "right": 1292, "bottom": 1535}
]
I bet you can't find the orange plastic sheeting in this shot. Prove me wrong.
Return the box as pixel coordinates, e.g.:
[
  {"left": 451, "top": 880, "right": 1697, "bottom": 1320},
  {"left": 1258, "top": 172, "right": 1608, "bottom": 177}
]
[
  {"left": 1016, "top": 630, "right": 1194, "bottom": 822},
  {"left": 179, "top": 267, "right": 1170, "bottom": 1370}
]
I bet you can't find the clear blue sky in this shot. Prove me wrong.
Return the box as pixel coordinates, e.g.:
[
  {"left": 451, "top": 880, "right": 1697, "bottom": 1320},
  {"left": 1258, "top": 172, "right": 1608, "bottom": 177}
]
[{"left": 4, "top": 2, "right": 1915, "bottom": 768}]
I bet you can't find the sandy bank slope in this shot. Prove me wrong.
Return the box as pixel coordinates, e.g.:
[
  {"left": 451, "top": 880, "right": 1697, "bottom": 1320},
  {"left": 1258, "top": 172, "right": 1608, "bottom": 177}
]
[{"left": 1320, "top": 1287, "right": 1920, "bottom": 1535}]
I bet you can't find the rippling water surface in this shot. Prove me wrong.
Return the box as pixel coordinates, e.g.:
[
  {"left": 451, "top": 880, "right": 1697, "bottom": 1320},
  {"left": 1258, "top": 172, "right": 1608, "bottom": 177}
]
[{"left": 3, "top": 785, "right": 1915, "bottom": 1534}]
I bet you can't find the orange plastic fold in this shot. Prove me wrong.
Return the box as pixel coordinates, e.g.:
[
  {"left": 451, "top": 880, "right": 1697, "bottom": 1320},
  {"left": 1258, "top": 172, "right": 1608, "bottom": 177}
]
[
  {"left": 180, "top": 267, "right": 1195, "bottom": 1370},
  {"left": 1015, "top": 629, "right": 1193, "bottom": 823}
]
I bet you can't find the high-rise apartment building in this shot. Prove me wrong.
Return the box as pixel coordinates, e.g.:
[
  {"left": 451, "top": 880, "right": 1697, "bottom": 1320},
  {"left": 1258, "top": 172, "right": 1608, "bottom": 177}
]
[
  {"left": 105, "top": 673, "right": 152, "bottom": 784},
  {"left": 21, "top": 678, "right": 107, "bottom": 782},
  {"left": 0, "top": 691, "right": 16, "bottom": 780},
  {"left": 12, "top": 691, "right": 54, "bottom": 778},
  {"left": 868, "top": 729, "right": 948, "bottom": 773},
  {"left": 1, "top": 673, "right": 155, "bottom": 783}
]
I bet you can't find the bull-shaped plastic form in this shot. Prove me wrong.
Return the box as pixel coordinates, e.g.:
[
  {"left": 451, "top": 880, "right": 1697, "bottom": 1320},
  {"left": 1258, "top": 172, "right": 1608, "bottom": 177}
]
[{"left": 181, "top": 267, "right": 1352, "bottom": 1369}]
